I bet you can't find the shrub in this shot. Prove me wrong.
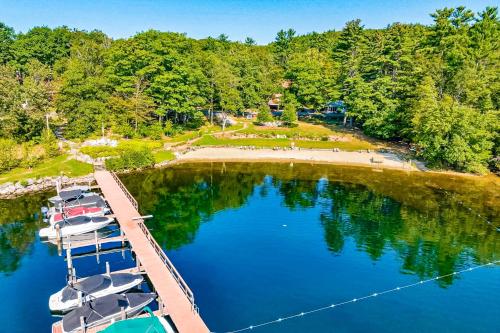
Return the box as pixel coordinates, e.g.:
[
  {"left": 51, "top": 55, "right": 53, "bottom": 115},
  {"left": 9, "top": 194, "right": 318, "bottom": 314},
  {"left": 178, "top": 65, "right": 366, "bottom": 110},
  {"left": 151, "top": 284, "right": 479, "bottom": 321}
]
[
  {"left": 114, "top": 123, "right": 137, "bottom": 139},
  {"left": 164, "top": 120, "right": 175, "bottom": 136},
  {"left": 147, "top": 123, "right": 164, "bottom": 140},
  {"left": 187, "top": 111, "right": 206, "bottom": 129},
  {"left": 41, "top": 130, "right": 60, "bottom": 157},
  {"left": 105, "top": 148, "right": 155, "bottom": 171},
  {"left": 0, "top": 139, "right": 20, "bottom": 172},
  {"left": 20, "top": 142, "right": 42, "bottom": 169},
  {"left": 80, "top": 145, "right": 119, "bottom": 158}
]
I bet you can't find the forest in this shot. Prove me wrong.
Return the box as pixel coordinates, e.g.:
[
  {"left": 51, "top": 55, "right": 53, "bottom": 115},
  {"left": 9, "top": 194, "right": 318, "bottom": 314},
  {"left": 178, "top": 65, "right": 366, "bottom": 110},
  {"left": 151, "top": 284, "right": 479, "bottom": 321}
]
[{"left": 0, "top": 6, "right": 498, "bottom": 173}]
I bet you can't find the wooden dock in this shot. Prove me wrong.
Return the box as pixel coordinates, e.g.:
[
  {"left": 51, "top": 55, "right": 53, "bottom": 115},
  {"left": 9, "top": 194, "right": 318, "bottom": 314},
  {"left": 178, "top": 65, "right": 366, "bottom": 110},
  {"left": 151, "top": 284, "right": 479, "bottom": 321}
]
[{"left": 92, "top": 170, "right": 209, "bottom": 333}]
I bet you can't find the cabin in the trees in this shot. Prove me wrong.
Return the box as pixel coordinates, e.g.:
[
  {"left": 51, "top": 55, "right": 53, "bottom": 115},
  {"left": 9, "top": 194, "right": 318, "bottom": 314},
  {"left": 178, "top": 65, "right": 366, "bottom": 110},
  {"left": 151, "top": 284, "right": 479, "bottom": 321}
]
[
  {"left": 243, "top": 109, "right": 258, "bottom": 119},
  {"left": 268, "top": 93, "right": 282, "bottom": 111},
  {"left": 325, "top": 100, "right": 346, "bottom": 114}
]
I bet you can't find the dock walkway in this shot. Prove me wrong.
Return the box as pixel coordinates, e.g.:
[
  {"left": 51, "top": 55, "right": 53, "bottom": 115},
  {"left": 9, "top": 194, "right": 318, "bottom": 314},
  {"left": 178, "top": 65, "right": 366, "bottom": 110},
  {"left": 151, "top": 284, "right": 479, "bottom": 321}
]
[{"left": 89, "top": 170, "right": 209, "bottom": 333}]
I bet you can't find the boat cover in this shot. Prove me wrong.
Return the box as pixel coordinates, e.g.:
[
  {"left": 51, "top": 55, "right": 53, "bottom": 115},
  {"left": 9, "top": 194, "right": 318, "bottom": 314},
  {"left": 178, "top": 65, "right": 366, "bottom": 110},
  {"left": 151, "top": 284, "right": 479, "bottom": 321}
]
[
  {"left": 53, "top": 206, "right": 103, "bottom": 222},
  {"left": 68, "top": 195, "right": 106, "bottom": 208},
  {"left": 59, "top": 190, "right": 83, "bottom": 202},
  {"left": 62, "top": 293, "right": 155, "bottom": 332},
  {"left": 61, "top": 275, "right": 111, "bottom": 302},
  {"left": 55, "top": 216, "right": 110, "bottom": 228},
  {"left": 111, "top": 273, "right": 140, "bottom": 287},
  {"left": 60, "top": 273, "right": 141, "bottom": 302}
]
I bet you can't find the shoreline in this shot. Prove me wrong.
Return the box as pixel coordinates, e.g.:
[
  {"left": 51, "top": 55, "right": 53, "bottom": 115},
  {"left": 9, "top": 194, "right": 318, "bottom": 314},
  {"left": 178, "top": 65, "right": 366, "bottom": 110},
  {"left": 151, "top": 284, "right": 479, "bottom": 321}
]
[
  {"left": 2, "top": 147, "right": 497, "bottom": 199},
  {"left": 175, "top": 147, "right": 418, "bottom": 171}
]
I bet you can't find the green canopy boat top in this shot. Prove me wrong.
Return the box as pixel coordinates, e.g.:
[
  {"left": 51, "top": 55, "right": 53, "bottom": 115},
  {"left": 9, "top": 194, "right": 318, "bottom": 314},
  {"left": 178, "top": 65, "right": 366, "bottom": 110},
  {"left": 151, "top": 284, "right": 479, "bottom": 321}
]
[{"left": 99, "top": 308, "right": 173, "bottom": 333}]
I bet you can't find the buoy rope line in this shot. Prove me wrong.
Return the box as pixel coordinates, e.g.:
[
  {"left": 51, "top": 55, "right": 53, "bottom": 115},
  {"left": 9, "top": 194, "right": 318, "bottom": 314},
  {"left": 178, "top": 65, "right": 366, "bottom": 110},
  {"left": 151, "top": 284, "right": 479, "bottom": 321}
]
[
  {"left": 214, "top": 260, "right": 499, "bottom": 333},
  {"left": 438, "top": 188, "right": 499, "bottom": 230}
]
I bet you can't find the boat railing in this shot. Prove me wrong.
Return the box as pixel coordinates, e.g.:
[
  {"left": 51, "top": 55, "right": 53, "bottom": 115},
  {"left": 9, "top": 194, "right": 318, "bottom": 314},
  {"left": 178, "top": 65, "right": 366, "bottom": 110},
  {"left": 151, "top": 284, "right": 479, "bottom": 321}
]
[
  {"left": 110, "top": 172, "right": 138, "bottom": 211},
  {"left": 136, "top": 218, "right": 196, "bottom": 309}
]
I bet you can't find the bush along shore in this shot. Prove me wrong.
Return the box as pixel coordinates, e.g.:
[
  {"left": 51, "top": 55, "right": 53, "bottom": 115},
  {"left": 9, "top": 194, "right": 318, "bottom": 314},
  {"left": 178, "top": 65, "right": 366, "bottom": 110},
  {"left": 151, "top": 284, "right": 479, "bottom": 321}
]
[{"left": 0, "top": 174, "right": 94, "bottom": 199}]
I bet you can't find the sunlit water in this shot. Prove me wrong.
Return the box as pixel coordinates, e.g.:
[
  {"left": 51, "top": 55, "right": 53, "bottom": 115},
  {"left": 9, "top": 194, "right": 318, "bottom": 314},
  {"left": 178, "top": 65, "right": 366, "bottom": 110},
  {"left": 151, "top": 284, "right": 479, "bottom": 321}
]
[{"left": 0, "top": 163, "right": 498, "bottom": 332}]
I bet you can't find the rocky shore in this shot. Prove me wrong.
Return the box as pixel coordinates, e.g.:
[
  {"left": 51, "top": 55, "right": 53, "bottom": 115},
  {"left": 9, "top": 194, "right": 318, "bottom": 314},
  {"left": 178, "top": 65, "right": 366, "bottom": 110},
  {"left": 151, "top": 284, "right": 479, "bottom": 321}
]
[{"left": 0, "top": 174, "right": 94, "bottom": 199}]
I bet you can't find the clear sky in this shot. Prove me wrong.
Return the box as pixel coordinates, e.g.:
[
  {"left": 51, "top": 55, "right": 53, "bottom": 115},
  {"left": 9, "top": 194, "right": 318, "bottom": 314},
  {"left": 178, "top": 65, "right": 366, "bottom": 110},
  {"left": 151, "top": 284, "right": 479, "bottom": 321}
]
[{"left": 0, "top": 0, "right": 497, "bottom": 43}]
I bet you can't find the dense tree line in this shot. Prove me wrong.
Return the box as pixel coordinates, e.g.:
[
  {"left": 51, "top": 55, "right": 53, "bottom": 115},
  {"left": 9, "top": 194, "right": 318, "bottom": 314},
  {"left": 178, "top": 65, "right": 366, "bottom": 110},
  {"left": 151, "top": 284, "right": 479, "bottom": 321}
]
[{"left": 0, "top": 6, "right": 498, "bottom": 172}]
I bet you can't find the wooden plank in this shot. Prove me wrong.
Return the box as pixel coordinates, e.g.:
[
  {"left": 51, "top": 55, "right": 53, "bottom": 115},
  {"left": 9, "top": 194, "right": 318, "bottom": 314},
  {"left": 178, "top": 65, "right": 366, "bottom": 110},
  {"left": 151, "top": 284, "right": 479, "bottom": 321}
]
[{"left": 94, "top": 170, "right": 209, "bottom": 333}]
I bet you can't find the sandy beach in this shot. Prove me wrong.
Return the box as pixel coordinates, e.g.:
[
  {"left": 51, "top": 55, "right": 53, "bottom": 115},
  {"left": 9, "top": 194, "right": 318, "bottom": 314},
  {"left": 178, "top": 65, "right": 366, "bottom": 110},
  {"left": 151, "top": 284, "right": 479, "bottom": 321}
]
[{"left": 177, "top": 147, "right": 418, "bottom": 171}]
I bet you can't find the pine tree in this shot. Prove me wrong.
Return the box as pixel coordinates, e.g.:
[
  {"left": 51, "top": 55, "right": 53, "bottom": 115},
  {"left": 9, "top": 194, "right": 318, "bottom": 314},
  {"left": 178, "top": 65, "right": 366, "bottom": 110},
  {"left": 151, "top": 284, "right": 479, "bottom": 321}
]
[{"left": 256, "top": 104, "right": 273, "bottom": 124}]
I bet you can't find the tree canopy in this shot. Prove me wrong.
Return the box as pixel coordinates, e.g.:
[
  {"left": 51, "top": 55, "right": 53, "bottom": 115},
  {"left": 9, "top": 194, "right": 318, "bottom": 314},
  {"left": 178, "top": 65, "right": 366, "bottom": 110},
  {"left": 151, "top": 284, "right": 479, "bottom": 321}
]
[{"left": 0, "top": 5, "right": 498, "bottom": 173}]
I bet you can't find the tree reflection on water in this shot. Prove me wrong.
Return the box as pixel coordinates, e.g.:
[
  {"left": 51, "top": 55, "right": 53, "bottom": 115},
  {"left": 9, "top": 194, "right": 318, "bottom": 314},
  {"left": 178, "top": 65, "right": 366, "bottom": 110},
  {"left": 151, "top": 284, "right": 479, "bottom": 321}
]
[{"left": 120, "top": 162, "right": 499, "bottom": 286}]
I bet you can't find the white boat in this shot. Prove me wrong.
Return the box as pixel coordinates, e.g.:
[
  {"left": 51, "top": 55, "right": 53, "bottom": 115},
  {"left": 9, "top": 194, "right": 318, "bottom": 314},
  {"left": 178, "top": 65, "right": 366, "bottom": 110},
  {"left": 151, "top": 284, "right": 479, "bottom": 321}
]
[
  {"left": 47, "top": 195, "right": 108, "bottom": 217},
  {"left": 39, "top": 216, "right": 114, "bottom": 239},
  {"left": 49, "top": 206, "right": 109, "bottom": 225},
  {"left": 60, "top": 292, "right": 156, "bottom": 333},
  {"left": 49, "top": 272, "right": 144, "bottom": 313}
]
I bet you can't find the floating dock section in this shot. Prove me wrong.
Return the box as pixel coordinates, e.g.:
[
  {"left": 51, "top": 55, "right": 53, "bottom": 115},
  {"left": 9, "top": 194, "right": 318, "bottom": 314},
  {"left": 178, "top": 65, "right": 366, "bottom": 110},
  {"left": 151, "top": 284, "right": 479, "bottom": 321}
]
[{"left": 53, "top": 170, "right": 210, "bottom": 333}]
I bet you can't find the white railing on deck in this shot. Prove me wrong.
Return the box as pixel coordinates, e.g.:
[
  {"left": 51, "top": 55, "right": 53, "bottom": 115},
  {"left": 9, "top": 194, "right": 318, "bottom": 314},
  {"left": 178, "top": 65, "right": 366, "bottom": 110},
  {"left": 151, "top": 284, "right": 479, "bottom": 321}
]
[
  {"left": 137, "top": 219, "right": 197, "bottom": 309},
  {"left": 111, "top": 172, "right": 138, "bottom": 210}
]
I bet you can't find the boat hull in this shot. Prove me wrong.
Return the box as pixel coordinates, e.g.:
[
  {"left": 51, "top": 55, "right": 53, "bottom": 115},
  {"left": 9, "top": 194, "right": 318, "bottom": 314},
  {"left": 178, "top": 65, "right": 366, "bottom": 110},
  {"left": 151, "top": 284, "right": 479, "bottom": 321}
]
[
  {"left": 39, "top": 217, "right": 114, "bottom": 239},
  {"left": 49, "top": 274, "right": 144, "bottom": 313}
]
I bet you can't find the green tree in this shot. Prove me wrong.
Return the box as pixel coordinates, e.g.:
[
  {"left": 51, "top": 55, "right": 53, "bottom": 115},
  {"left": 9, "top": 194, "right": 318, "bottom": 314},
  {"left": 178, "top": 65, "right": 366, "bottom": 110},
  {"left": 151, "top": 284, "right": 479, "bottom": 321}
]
[
  {"left": 244, "top": 37, "right": 256, "bottom": 46},
  {"left": 411, "top": 77, "right": 495, "bottom": 173},
  {"left": 13, "top": 26, "right": 72, "bottom": 66},
  {"left": 287, "top": 48, "right": 336, "bottom": 110},
  {"left": 57, "top": 33, "right": 111, "bottom": 138},
  {"left": 282, "top": 95, "right": 298, "bottom": 125},
  {"left": 0, "top": 22, "right": 15, "bottom": 64},
  {"left": 274, "top": 28, "right": 296, "bottom": 68},
  {"left": 150, "top": 61, "right": 207, "bottom": 125},
  {"left": 256, "top": 104, "right": 273, "bottom": 124}
]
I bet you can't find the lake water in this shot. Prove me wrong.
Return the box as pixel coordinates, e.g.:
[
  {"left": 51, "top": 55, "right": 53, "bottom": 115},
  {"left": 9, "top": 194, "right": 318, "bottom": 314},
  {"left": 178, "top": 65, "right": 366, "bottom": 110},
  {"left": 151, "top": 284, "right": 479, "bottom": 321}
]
[{"left": 0, "top": 162, "right": 499, "bottom": 332}]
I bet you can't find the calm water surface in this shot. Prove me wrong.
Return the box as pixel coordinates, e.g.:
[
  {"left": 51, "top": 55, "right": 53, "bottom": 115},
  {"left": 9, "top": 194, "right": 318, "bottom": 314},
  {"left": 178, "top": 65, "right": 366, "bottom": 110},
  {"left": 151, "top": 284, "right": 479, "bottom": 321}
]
[{"left": 0, "top": 163, "right": 499, "bottom": 332}]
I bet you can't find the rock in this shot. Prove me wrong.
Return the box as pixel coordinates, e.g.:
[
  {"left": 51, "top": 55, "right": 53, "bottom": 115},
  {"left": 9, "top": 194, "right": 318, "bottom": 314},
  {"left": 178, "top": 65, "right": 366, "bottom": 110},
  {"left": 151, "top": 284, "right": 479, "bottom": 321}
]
[{"left": 0, "top": 182, "right": 13, "bottom": 189}]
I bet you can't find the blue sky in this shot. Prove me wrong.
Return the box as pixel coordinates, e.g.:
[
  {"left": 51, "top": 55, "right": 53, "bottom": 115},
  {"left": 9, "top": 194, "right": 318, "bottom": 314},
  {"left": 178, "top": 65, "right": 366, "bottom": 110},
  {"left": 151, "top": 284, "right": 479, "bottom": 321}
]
[{"left": 0, "top": 0, "right": 497, "bottom": 43}]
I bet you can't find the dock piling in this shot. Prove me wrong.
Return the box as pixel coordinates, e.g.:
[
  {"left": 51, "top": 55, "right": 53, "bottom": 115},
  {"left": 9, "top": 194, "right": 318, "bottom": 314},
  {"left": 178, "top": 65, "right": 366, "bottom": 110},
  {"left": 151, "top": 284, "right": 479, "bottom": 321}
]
[{"left": 66, "top": 245, "right": 74, "bottom": 283}]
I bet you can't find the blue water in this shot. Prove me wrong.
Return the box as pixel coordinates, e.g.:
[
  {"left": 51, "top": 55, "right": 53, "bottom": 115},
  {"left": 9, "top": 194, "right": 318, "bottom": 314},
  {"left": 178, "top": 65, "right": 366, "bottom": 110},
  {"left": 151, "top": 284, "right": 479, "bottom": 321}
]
[
  {"left": 0, "top": 162, "right": 498, "bottom": 332},
  {"left": 162, "top": 179, "right": 499, "bottom": 333},
  {"left": 0, "top": 193, "right": 143, "bottom": 332}
]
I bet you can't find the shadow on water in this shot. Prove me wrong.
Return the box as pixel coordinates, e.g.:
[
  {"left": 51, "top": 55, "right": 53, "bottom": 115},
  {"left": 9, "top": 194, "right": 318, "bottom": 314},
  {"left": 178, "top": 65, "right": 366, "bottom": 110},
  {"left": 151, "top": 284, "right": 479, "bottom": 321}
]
[{"left": 0, "top": 191, "right": 55, "bottom": 275}]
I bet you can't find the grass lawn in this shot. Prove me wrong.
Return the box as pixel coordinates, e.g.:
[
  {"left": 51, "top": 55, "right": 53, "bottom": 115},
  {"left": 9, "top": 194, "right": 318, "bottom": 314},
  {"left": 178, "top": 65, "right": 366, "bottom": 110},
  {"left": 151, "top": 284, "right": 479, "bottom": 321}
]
[
  {"left": 193, "top": 135, "right": 375, "bottom": 150},
  {"left": 165, "top": 123, "right": 240, "bottom": 144},
  {"left": 153, "top": 150, "right": 176, "bottom": 163},
  {"left": 0, "top": 155, "right": 93, "bottom": 184},
  {"left": 80, "top": 139, "right": 163, "bottom": 158},
  {"left": 239, "top": 121, "right": 345, "bottom": 139},
  {"left": 167, "top": 131, "right": 201, "bottom": 143}
]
